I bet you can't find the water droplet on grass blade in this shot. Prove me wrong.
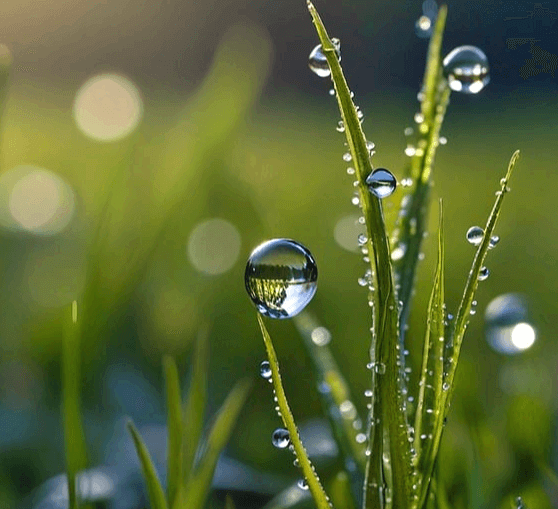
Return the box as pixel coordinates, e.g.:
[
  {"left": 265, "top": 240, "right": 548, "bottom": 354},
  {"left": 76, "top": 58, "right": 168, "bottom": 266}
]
[
  {"left": 245, "top": 239, "right": 317, "bottom": 319},
  {"left": 366, "top": 168, "right": 397, "bottom": 198},
  {"left": 336, "top": 121, "right": 345, "bottom": 132},
  {"left": 489, "top": 235, "right": 500, "bottom": 249},
  {"left": 478, "top": 266, "right": 490, "bottom": 281},
  {"left": 308, "top": 38, "right": 341, "bottom": 78},
  {"left": 343, "top": 152, "right": 352, "bottom": 162},
  {"left": 466, "top": 226, "right": 484, "bottom": 246},
  {"left": 260, "top": 361, "right": 272, "bottom": 380},
  {"left": 297, "top": 478, "right": 309, "bottom": 490},
  {"left": 272, "top": 428, "right": 290, "bottom": 448},
  {"left": 443, "top": 45, "right": 490, "bottom": 94},
  {"left": 415, "top": 15, "right": 433, "bottom": 38}
]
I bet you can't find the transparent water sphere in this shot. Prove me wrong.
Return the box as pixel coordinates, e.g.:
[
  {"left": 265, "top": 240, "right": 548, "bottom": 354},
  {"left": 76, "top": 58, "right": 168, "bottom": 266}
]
[
  {"left": 366, "top": 168, "right": 397, "bottom": 198},
  {"left": 272, "top": 428, "right": 290, "bottom": 448},
  {"left": 260, "top": 360, "right": 272, "bottom": 380},
  {"left": 443, "top": 45, "right": 490, "bottom": 94},
  {"left": 245, "top": 239, "right": 318, "bottom": 319},
  {"left": 308, "top": 38, "right": 341, "bottom": 78},
  {"left": 466, "top": 226, "right": 484, "bottom": 246},
  {"left": 485, "top": 293, "right": 536, "bottom": 354}
]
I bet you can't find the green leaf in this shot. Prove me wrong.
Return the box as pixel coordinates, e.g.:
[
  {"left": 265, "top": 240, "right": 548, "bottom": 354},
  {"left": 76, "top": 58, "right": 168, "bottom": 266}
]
[
  {"left": 391, "top": 7, "right": 449, "bottom": 340},
  {"left": 164, "top": 356, "right": 183, "bottom": 507},
  {"left": 444, "top": 151, "right": 520, "bottom": 415},
  {"left": 180, "top": 378, "right": 252, "bottom": 509},
  {"left": 293, "top": 312, "right": 367, "bottom": 474},
  {"left": 62, "top": 300, "right": 88, "bottom": 509},
  {"left": 257, "top": 314, "right": 332, "bottom": 509},
  {"left": 412, "top": 200, "right": 445, "bottom": 509},
  {"left": 127, "top": 420, "right": 169, "bottom": 509},
  {"left": 182, "top": 327, "right": 209, "bottom": 482},
  {"left": 306, "top": 4, "right": 410, "bottom": 507}
]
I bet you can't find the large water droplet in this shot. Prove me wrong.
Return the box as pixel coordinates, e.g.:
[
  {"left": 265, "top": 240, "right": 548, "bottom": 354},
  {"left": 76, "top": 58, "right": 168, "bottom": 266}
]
[
  {"left": 485, "top": 293, "right": 536, "bottom": 354},
  {"left": 366, "top": 168, "right": 397, "bottom": 198},
  {"left": 272, "top": 428, "right": 291, "bottom": 448},
  {"left": 308, "top": 38, "right": 341, "bottom": 78},
  {"left": 466, "top": 226, "right": 484, "bottom": 246},
  {"left": 245, "top": 239, "right": 317, "bottom": 319},
  {"left": 442, "top": 45, "right": 490, "bottom": 94},
  {"left": 260, "top": 361, "right": 272, "bottom": 380}
]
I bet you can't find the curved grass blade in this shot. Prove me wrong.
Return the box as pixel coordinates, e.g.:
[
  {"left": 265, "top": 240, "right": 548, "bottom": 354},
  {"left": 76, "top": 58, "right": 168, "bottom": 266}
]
[
  {"left": 163, "top": 356, "right": 183, "bottom": 507},
  {"left": 293, "top": 312, "right": 367, "bottom": 474},
  {"left": 391, "top": 7, "right": 449, "bottom": 343},
  {"left": 127, "top": 420, "right": 169, "bottom": 509},
  {"left": 444, "top": 151, "right": 520, "bottom": 414},
  {"left": 306, "top": 4, "right": 411, "bottom": 508},
  {"left": 62, "top": 300, "right": 88, "bottom": 509},
  {"left": 182, "top": 326, "right": 209, "bottom": 482},
  {"left": 257, "top": 314, "right": 332, "bottom": 509},
  {"left": 180, "top": 378, "right": 252, "bottom": 509},
  {"left": 412, "top": 201, "right": 445, "bottom": 509}
]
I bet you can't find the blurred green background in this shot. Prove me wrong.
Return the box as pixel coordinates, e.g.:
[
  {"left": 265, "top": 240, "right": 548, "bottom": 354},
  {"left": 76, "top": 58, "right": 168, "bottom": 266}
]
[{"left": 0, "top": 0, "right": 557, "bottom": 507}]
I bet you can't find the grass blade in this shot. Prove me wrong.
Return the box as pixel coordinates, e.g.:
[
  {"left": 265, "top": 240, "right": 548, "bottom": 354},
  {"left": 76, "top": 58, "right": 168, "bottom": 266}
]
[
  {"left": 391, "top": 7, "right": 449, "bottom": 341},
  {"left": 182, "top": 327, "right": 209, "bottom": 481},
  {"left": 412, "top": 201, "right": 445, "bottom": 508},
  {"left": 62, "top": 300, "right": 88, "bottom": 509},
  {"left": 444, "top": 151, "right": 520, "bottom": 414},
  {"left": 164, "top": 356, "right": 183, "bottom": 507},
  {"left": 127, "top": 420, "right": 169, "bottom": 509},
  {"left": 293, "top": 312, "right": 367, "bottom": 474},
  {"left": 306, "top": 4, "right": 411, "bottom": 507},
  {"left": 257, "top": 314, "right": 332, "bottom": 509},
  {"left": 225, "top": 494, "right": 237, "bottom": 509},
  {"left": 180, "top": 378, "right": 252, "bottom": 509},
  {"left": 329, "top": 471, "right": 357, "bottom": 509}
]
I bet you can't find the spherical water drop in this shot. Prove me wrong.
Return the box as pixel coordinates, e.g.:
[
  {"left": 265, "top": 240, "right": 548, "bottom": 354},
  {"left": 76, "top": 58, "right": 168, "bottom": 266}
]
[
  {"left": 466, "top": 226, "right": 484, "bottom": 246},
  {"left": 297, "top": 478, "right": 309, "bottom": 490},
  {"left": 485, "top": 293, "right": 536, "bottom": 354},
  {"left": 439, "top": 136, "right": 447, "bottom": 145},
  {"left": 272, "top": 428, "right": 290, "bottom": 448},
  {"left": 478, "top": 266, "right": 489, "bottom": 281},
  {"left": 358, "top": 234, "right": 368, "bottom": 245},
  {"left": 488, "top": 235, "right": 500, "bottom": 249},
  {"left": 343, "top": 152, "right": 352, "bottom": 162},
  {"left": 308, "top": 38, "right": 341, "bottom": 78},
  {"left": 366, "top": 168, "right": 397, "bottom": 199},
  {"left": 329, "top": 88, "right": 336, "bottom": 96},
  {"left": 415, "top": 15, "right": 433, "bottom": 38},
  {"left": 414, "top": 112, "right": 425, "bottom": 124},
  {"left": 245, "top": 239, "right": 317, "bottom": 319},
  {"left": 346, "top": 167, "right": 356, "bottom": 176},
  {"left": 336, "top": 121, "right": 345, "bottom": 133},
  {"left": 442, "top": 45, "right": 490, "bottom": 94},
  {"left": 260, "top": 361, "right": 272, "bottom": 380}
]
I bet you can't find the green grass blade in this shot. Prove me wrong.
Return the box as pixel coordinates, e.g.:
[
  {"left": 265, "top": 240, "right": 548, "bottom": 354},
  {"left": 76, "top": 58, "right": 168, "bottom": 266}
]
[
  {"left": 182, "top": 327, "right": 209, "bottom": 481},
  {"left": 306, "top": 4, "right": 410, "bottom": 507},
  {"left": 0, "top": 44, "right": 12, "bottom": 160},
  {"left": 127, "top": 420, "right": 169, "bottom": 509},
  {"left": 444, "top": 151, "right": 520, "bottom": 414},
  {"left": 329, "top": 471, "right": 357, "bottom": 509},
  {"left": 180, "top": 378, "right": 252, "bottom": 509},
  {"left": 293, "top": 312, "right": 367, "bottom": 473},
  {"left": 257, "top": 314, "right": 332, "bottom": 509},
  {"left": 412, "top": 201, "right": 445, "bottom": 509},
  {"left": 164, "top": 356, "right": 183, "bottom": 507},
  {"left": 225, "top": 494, "right": 237, "bottom": 509},
  {"left": 391, "top": 8, "right": 449, "bottom": 341},
  {"left": 62, "top": 300, "right": 88, "bottom": 509}
]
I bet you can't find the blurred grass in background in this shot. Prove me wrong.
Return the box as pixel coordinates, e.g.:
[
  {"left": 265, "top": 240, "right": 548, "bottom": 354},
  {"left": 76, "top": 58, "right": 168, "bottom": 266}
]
[{"left": 0, "top": 0, "right": 557, "bottom": 507}]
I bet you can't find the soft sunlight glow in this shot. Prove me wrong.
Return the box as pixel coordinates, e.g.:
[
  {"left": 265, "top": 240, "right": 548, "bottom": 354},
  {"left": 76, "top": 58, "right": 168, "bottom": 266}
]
[
  {"left": 333, "top": 214, "right": 366, "bottom": 252},
  {"left": 187, "top": 218, "right": 241, "bottom": 275},
  {"left": 510, "top": 322, "right": 536, "bottom": 351},
  {"left": 73, "top": 73, "right": 143, "bottom": 142},
  {"left": 0, "top": 165, "right": 75, "bottom": 235}
]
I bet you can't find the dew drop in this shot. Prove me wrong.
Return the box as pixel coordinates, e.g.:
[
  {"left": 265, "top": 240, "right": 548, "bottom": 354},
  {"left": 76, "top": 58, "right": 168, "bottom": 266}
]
[
  {"left": 358, "top": 234, "right": 368, "bottom": 245},
  {"left": 404, "top": 127, "right": 414, "bottom": 136},
  {"left": 439, "top": 136, "right": 447, "bottom": 145},
  {"left": 297, "top": 478, "right": 309, "bottom": 490},
  {"left": 343, "top": 152, "right": 353, "bottom": 162},
  {"left": 336, "top": 121, "right": 345, "bottom": 133},
  {"left": 245, "top": 239, "right": 318, "bottom": 319},
  {"left": 329, "top": 88, "right": 335, "bottom": 96},
  {"left": 466, "top": 226, "right": 484, "bottom": 246},
  {"left": 272, "top": 428, "right": 290, "bottom": 448},
  {"left": 478, "top": 266, "right": 490, "bottom": 281},
  {"left": 364, "top": 389, "right": 373, "bottom": 397},
  {"left": 414, "top": 112, "right": 425, "bottom": 124},
  {"left": 356, "top": 433, "right": 367, "bottom": 443},
  {"left": 488, "top": 235, "right": 500, "bottom": 249},
  {"left": 404, "top": 146, "right": 416, "bottom": 157},
  {"left": 311, "top": 326, "right": 332, "bottom": 346},
  {"left": 260, "top": 360, "right": 272, "bottom": 380},
  {"left": 375, "top": 363, "right": 386, "bottom": 374},
  {"left": 308, "top": 38, "right": 341, "bottom": 78},
  {"left": 442, "top": 382, "right": 450, "bottom": 391},
  {"left": 366, "top": 168, "right": 397, "bottom": 198},
  {"left": 415, "top": 15, "right": 433, "bottom": 38},
  {"left": 366, "top": 140, "right": 376, "bottom": 154},
  {"left": 351, "top": 196, "right": 360, "bottom": 206},
  {"left": 442, "top": 45, "right": 490, "bottom": 94},
  {"left": 346, "top": 167, "right": 356, "bottom": 176},
  {"left": 485, "top": 293, "right": 536, "bottom": 354}
]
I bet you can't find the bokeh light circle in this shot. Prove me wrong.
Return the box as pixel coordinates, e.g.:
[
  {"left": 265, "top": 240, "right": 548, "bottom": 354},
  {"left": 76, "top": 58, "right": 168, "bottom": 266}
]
[
  {"left": 187, "top": 218, "right": 241, "bottom": 275},
  {"left": 73, "top": 73, "right": 143, "bottom": 142},
  {"left": 0, "top": 165, "right": 75, "bottom": 235}
]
